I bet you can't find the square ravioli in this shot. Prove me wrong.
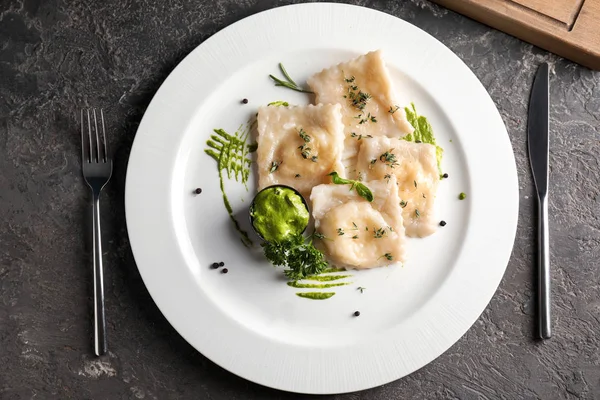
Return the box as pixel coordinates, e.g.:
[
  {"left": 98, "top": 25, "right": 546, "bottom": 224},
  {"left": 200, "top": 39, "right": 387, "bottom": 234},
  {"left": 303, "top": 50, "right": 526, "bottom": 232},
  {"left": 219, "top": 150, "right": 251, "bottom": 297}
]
[
  {"left": 356, "top": 136, "right": 439, "bottom": 238},
  {"left": 310, "top": 176, "right": 406, "bottom": 269},
  {"left": 307, "top": 50, "right": 414, "bottom": 178},
  {"left": 257, "top": 104, "right": 345, "bottom": 198}
]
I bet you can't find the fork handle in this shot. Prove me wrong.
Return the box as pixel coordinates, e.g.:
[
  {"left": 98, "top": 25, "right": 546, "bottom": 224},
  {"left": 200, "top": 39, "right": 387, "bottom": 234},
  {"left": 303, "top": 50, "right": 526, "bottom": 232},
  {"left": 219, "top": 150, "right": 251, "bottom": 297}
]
[{"left": 92, "top": 192, "right": 108, "bottom": 355}]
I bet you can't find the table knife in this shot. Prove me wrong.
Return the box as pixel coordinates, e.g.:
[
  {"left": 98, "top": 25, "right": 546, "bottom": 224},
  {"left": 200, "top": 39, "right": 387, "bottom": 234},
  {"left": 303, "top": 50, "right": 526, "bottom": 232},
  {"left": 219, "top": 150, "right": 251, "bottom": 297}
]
[{"left": 528, "top": 62, "right": 551, "bottom": 339}]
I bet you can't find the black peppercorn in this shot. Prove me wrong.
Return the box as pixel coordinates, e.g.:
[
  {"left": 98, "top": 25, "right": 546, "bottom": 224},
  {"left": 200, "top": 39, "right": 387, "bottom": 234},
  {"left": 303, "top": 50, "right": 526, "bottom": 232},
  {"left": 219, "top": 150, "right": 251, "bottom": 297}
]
[
  {"left": 354, "top": 311, "right": 360, "bottom": 317},
  {"left": 439, "top": 220, "right": 447, "bottom": 227},
  {"left": 219, "top": 261, "right": 224, "bottom": 267},
  {"left": 222, "top": 268, "right": 228, "bottom": 274},
  {"left": 242, "top": 98, "right": 248, "bottom": 104},
  {"left": 195, "top": 188, "right": 202, "bottom": 194},
  {"left": 211, "top": 262, "right": 219, "bottom": 269},
  {"left": 442, "top": 173, "right": 448, "bottom": 179}
]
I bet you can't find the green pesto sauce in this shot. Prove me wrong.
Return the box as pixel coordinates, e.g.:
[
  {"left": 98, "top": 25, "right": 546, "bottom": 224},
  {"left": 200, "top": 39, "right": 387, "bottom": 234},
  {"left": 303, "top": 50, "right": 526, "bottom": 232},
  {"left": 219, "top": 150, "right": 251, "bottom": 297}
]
[
  {"left": 403, "top": 102, "right": 444, "bottom": 176},
  {"left": 303, "top": 274, "right": 352, "bottom": 282},
  {"left": 296, "top": 292, "right": 336, "bottom": 300},
  {"left": 287, "top": 281, "right": 351, "bottom": 289},
  {"left": 250, "top": 186, "right": 309, "bottom": 242},
  {"left": 321, "top": 267, "right": 345, "bottom": 273},
  {"left": 205, "top": 123, "right": 257, "bottom": 247}
]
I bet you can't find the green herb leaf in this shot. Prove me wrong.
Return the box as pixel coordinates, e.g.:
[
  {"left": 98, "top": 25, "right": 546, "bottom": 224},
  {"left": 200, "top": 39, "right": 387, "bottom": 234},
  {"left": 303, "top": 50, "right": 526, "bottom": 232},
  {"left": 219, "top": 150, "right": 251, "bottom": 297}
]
[
  {"left": 328, "top": 172, "right": 374, "bottom": 202},
  {"left": 270, "top": 161, "right": 281, "bottom": 173}
]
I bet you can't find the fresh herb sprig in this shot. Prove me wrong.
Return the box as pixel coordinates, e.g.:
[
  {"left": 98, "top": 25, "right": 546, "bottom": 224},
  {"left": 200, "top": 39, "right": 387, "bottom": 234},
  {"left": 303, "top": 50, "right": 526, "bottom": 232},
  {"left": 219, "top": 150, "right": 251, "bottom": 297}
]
[
  {"left": 328, "top": 172, "right": 374, "bottom": 202},
  {"left": 269, "top": 63, "right": 314, "bottom": 93},
  {"left": 262, "top": 233, "right": 328, "bottom": 281}
]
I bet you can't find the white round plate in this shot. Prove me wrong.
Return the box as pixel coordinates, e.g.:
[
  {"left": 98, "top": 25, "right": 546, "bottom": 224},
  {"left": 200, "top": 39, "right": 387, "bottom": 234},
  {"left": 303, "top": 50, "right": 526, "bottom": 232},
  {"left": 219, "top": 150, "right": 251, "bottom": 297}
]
[{"left": 125, "top": 3, "right": 518, "bottom": 394}]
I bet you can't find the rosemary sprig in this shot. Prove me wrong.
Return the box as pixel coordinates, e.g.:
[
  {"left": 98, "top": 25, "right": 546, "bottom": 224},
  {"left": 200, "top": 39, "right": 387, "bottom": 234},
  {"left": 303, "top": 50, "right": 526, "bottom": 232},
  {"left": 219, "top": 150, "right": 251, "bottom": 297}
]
[{"left": 269, "top": 63, "right": 314, "bottom": 93}]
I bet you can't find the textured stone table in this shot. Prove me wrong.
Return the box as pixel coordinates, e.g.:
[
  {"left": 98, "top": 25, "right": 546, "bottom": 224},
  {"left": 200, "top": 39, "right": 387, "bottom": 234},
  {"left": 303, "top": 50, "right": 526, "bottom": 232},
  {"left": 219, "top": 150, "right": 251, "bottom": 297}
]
[{"left": 1, "top": 0, "right": 599, "bottom": 398}]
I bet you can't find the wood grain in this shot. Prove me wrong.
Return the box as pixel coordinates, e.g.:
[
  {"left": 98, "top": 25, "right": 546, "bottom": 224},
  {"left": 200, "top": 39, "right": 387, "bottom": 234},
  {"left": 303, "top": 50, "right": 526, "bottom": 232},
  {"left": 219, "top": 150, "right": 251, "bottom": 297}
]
[{"left": 432, "top": 0, "right": 600, "bottom": 70}]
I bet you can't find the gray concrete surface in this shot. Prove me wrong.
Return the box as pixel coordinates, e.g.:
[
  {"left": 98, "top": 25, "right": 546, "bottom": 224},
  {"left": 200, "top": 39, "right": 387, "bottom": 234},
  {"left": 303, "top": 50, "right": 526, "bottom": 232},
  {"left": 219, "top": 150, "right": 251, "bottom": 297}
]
[{"left": 1, "top": 0, "right": 599, "bottom": 398}]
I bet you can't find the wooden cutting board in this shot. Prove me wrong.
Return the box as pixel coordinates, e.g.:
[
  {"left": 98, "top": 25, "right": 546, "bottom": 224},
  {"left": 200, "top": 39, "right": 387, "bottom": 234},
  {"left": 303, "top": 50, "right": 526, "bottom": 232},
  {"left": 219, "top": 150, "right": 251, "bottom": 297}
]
[{"left": 431, "top": 0, "right": 600, "bottom": 70}]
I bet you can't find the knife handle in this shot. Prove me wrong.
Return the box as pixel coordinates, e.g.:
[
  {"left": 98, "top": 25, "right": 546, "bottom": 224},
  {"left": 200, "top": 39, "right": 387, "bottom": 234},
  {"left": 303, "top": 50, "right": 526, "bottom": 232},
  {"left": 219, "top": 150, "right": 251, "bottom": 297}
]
[{"left": 538, "top": 195, "right": 551, "bottom": 339}]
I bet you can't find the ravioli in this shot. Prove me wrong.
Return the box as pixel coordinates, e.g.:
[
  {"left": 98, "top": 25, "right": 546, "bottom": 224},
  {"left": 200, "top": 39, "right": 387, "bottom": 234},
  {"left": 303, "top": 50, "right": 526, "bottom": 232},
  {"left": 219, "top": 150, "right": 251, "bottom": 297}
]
[
  {"left": 256, "top": 104, "right": 345, "bottom": 198},
  {"left": 356, "top": 136, "right": 439, "bottom": 237},
  {"left": 307, "top": 50, "right": 414, "bottom": 178},
  {"left": 310, "top": 176, "right": 406, "bottom": 269}
]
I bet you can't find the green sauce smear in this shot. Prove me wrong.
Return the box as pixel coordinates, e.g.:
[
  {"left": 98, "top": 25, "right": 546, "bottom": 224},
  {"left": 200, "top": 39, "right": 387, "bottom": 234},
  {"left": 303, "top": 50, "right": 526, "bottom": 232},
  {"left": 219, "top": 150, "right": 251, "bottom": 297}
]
[
  {"left": 402, "top": 103, "right": 444, "bottom": 176},
  {"left": 205, "top": 124, "right": 257, "bottom": 247},
  {"left": 287, "top": 281, "right": 351, "bottom": 289},
  {"left": 303, "top": 274, "right": 352, "bottom": 282},
  {"left": 250, "top": 186, "right": 309, "bottom": 243},
  {"left": 296, "top": 292, "right": 336, "bottom": 300}
]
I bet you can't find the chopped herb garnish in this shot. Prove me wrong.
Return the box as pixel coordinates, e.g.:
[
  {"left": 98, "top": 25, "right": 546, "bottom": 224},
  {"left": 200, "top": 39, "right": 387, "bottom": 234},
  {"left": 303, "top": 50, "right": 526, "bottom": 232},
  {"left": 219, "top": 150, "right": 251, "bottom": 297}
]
[
  {"left": 352, "top": 235, "right": 359, "bottom": 239},
  {"left": 269, "top": 63, "right": 314, "bottom": 93},
  {"left": 384, "top": 174, "right": 392, "bottom": 183},
  {"left": 414, "top": 180, "right": 418, "bottom": 188},
  {"left": 345, "top": 76, "right": 356, "bottom": 83},
  {"left": 389, "top": 105, "right": 400, "bottom": 114},
  {"left": 357, "top": 287, "right": 366, "bottom": 293},
  {"left": 313, "top": 232, "right": 325, "bottom": 239},
  {"left": 267, "top": 100, "right": 289, "bottom": 107},
  {"left": 459, "top": 192, "right": 467, "bottom": 200},
  {"left": 262, "top": 233, "right": 328, "bottom": 281},
  {"left": 422, "top": 193, "right": 426, "bottom": 198},
  {"left": 373, "top": 227, "right": 386, "bottom": 239},
  {"left": 270, "top": 161, "right": 281, "bottom": 173},
  {"left": 400, "top": 200, "right": 408, "bottom": 208},
  {"left": 311, "top": 155, "right": 318, "bottom": 162},
  {"left": 379, "top": 150, "right": 398, "bottom": 168},
  {"left": 299, "top": 144, "right": 311, "bottom": 159},
  {"left": 383, "top": 253, "right": 393, "bottom": 261},
  {"left": 299, "top": 128, "right": 310, "bottom": 142},
  {"left": 370, "top": 159, "right": 377, "bottom": 166},
  {"left": 350, "top": 132, "right": 373, "bottom": 140},
  {"left": 337, "top": 228, "right": 345, "bottom": 236},
  {"left": 295, "top": 174, "right": 301, "bottom": 178},
  {"left": 415, "top": 209, "right": 421, "bottom": 218},
  {"left": 357, "top": 172, "right": 365, "bottom": 182},
  {"left": 352, "top": 222, "right": 358, "bottom": 229},
  {"left": 328, "top": 172, "right": 374, "bottom": 202}
]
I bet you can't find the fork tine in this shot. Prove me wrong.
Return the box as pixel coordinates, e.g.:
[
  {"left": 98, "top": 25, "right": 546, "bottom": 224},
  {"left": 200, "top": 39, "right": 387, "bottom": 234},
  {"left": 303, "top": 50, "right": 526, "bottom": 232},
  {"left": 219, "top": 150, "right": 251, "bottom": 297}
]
[
  {"left": 100, "top": 109, "right": 108, "bottom": 162},
  {"left": 87, "top": 109, "right": 93, "bottom": 162},
  {"left": 80, "top": 109, "right": 88, "bottom": 163},
  {"left": 92, "top": 109, "right": 101, "bottom": 163}
]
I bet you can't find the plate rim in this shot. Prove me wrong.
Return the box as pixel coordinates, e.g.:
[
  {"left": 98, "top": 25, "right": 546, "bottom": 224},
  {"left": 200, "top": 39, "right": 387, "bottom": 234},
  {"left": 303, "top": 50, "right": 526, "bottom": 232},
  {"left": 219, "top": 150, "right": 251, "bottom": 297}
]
[{"left": 125, "top": 2, "right": 519, "bottom": 394}]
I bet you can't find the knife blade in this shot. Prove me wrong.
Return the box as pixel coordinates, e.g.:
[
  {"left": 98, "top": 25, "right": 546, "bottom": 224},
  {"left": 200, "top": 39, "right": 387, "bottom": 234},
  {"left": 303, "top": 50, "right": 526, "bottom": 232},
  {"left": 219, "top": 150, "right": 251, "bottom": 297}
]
[{"left": 527, "top": 62, "right": 551, "bottom": 339}]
